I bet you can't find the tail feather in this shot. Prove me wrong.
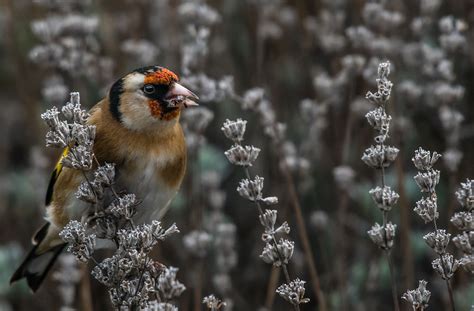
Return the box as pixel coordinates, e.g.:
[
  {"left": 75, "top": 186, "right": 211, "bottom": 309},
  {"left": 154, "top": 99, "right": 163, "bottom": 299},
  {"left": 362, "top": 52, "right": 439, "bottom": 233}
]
[{"left": 10, "top": 223, "right": 66, "bottom": 292}]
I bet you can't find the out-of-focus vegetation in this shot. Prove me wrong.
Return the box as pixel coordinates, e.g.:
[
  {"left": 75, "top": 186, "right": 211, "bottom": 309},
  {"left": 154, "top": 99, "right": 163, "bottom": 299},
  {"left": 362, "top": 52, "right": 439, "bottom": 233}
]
[{"left": 0, "top": 0, "right": 473, "bottom": 310}]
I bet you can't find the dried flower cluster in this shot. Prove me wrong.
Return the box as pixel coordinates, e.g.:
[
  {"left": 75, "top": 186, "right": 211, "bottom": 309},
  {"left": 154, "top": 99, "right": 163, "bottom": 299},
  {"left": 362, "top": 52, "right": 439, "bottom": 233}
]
[
  {"left": 41, "top": 93, "right": 95, "bottom": 170},
  {"left": 402, "top": 280, "right": 431, "bottom": 311},
  {"left": 30, "top": 0, "right": 112, "bottom": 104},
  {"left": 42, "top": 93, "right": 184, "bottom": 309},
  {"left": 363, "top": 62, "right": 399, "bottom": 250},
  {"left": 236, "top": 83, "right": 326, "bottom": 311},
  {"left": 222, "top": 118, "right": 308, "bottom": 310},
  {"left": 411, "top": 147, "right": 458, "bottom": 309},
  {"left": 362, "top": 61, "right": 400, "bottom": 310},
  {"left": 451, "top": 179, "right": 474, "bottom": 273},
  {"left": 202, "top": 294, "right": 226, "bottom": 311}
]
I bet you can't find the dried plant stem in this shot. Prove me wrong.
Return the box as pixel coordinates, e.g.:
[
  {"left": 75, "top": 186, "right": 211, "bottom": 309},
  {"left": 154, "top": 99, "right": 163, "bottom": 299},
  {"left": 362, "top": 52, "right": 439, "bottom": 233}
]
[
  {"left": 395, "top": 149, "right": 414, "bottom": 291},
  {"left": 385, "top": 250, "right": 400, "bottom": 311},
  {"left": 243, "top": 167, "right": 299, "bottom": 311},
  {"left": 255, "top": 117, "right": 327, "bottom": 310},
  {"left": 336, "top": 90, "right": 356, "bottom": 311},
  {"left": 277, "top": 160, "right": 327, "bottom": 311},
  {"left": 264, "top": 267, "right": 280, "bottom": 309},
  {"left": 431, "top": 215, "right": 456, "bottom": 311},
  {"left": 380, "top": 164, "right": 400, "bottom": 311},
  {"left": 392, "top": 86, "right": 415, "bottom": 292},
  {"left": 446, "top": 280, "right": 456, "bottom": 311},
  {"left": 80, "top": 263, "right": 93, "bottom": 311},
  {"left": 335, "top": 192, "right": 349, "bottom": 311},
  {"left": 193, "top": 260, "right": 204, "bottom": 311}
]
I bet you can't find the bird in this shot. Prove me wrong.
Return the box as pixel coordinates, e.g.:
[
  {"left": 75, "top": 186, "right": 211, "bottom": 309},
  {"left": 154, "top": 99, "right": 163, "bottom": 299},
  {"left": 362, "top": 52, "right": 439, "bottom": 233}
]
[{"left": 10, "top": 65, "right": 198, "bottom": 292}]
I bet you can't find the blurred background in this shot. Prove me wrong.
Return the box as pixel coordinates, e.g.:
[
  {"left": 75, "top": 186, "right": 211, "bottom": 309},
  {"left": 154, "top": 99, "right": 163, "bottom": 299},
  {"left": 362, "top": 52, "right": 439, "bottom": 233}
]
[{"left": 0, "top": 0, "right": 473, "bottom": 310}]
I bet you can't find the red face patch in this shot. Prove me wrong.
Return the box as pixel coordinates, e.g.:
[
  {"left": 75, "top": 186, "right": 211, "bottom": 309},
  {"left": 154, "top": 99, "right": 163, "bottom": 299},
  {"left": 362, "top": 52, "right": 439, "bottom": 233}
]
[
  {"left": 144, "top": 68, "right": 179, "bottom": 85},
  {"left": 148, "top": 100, "right": 180, "bottom": 121}
]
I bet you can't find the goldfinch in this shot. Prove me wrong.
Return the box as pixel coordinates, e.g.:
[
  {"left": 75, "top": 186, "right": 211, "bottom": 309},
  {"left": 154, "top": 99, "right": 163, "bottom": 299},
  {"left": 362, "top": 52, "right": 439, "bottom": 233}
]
[{"left": 11, "top": 65, "right": 198, "bottom": 291}]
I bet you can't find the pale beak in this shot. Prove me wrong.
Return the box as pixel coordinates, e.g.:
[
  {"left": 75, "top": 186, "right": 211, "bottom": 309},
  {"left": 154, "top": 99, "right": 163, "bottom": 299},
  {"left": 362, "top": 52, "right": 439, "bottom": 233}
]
[{"left": 164, "top": 82, "right": 199, "bottom": 109}]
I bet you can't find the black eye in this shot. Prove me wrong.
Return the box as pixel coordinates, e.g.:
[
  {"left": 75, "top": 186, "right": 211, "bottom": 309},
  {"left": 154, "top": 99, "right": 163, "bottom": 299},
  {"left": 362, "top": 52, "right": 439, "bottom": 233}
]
[{"left": 143, "top": 84, "right": 155, "bottom": 94}]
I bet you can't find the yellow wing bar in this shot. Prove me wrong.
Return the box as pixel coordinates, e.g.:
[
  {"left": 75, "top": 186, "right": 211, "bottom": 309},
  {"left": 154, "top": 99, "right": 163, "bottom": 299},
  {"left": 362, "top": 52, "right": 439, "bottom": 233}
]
[{"left": 44, "top": 147, "right": 69, "bottom": 206}]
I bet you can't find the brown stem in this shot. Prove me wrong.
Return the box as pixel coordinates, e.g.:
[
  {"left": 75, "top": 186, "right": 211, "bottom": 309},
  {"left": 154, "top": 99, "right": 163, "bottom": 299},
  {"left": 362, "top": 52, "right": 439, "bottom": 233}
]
[
  {"left": 336, "top": 84, "right": 355, "bottom": 311},
  {"left": 80, "top": 263, "right": 93, "bottom": 311},
  {"left": 446, "top": 279, "right": 456, "bottom": 311},
  {"left": 385, "top": 250, "right": 401, "bottom": 311},
  {"left": 395, "top": 148, "right": 414, "bottom": 291},
  {"left": 431, "top": 193, "right": 456, "bottom": 311},
  {"left": 377, "top": 102, "right": 399, "bottom": 311},
  {"left": 243, "top": 166, "right": 298, "bottom": 311},
  {"left": 264, "top": 267, "right": 280, "bottom": 310},
  {"left": 193, "top": 260, "right": 204, "bottom": 311},
  {"left": 335, "top": 192, "right": 349, "bottom": 311},
  {"left": 278, "top": 160, "right": 327, "bottom": 311}
]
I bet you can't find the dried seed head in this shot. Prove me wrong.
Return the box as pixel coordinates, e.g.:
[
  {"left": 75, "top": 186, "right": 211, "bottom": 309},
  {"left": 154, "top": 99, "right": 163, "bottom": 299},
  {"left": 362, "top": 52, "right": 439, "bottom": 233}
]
[
  {"left": 156, "top": 267, "right": 186, "bottom": 301},
  {"left": 414, "top": 170, "right": 441, "bottom": 193},
  {"left": 237, "top": 176, "right": 264, "bottom": 202},
  {"left": 276, "top": 278, "right": 310, "bottom": 306},
  {"left": 259, "top": 209, "right": 278, "bottom": 231},
  {"left": 369, "top": 186, "right": 399, "bottom": 211},
  {"left": 366, "top": 61, "right": 393, "bottom": 105},
  {"left": 450, "top": 211, "right": 474, "bottom": 231},
  {"left": 260, "top": 239, "right": 294, "bottom": 267},
  {"left": 423, "top": 230, "right": 451, "bottom": 254},
  {"left": 361, "top": 145, "right": 399, "bottom": 169},
  {"left": 221, "top": 118, "right": 247, "bottom": 143},
  {"left": 365, "top": 107, "right": 391, "bottom": 134},
  {"left": 261, "top": 196, "right": 279, "bottom": 205},
  {"left": 452, "top": 231, "right": 474, "bottom": 254},
  {"left": 224, "top": 145, "right": 260, "bottom": 167},
  {"left": 402, "top": 280, "right": 431, "bottom": 310},
  {"left": 62, "top": 144, "right": 94, "bottom": 170},
  {"left": 59, "top": 221, "right": 96, "bottom": 262},
  {"left": 94, "top": 163, "right": 115, "bottom": 187},
  {"left": 259, "top": 209, "right": 290, "bottom": 242},
  {"left": 456, "top": 179, "right": 473, "bottom": 211},
  {"left": 61, "top": 93, "right": 89, "bottom": 124},
  {"left": 76, "top": 181, "right": 99, "bottom": 204},
  {"left": 414, "top": 196, "right": 439, "bottom": 223},
  {"left": 367, "top": 222, "right": 396, "bottom": 250},
  {"left": 108, "top": 193, "right": 138, "bottom": 220},
  {"left": 412, "top": 147, "right": 442, "bottom": 171},
  {"left": 93, "top": 216, "right": 117, "bottom": 239},
  {"left": 152, "top": 222, "right": 180, "bottom": 241},
  {"left": 41, "top": 106, "right": 61, "bottom": 129},
  {"left": 202, "top": 294, "right": 226, "bottom": 310},
  {"left": 459, "top": 254, "right": 474, "bottom": 273},
  {"left": 432, "top": 253, "right": 460, "bottom": 280}
]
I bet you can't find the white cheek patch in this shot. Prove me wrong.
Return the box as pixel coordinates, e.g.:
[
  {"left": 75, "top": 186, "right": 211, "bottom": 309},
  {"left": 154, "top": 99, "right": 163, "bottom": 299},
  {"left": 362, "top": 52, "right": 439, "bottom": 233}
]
[
  {"left": 123, "top": 73, "right": 145, "bottom": 91},
  {"left": 120, "top": 94, "right": 157, "bottom": 131}
]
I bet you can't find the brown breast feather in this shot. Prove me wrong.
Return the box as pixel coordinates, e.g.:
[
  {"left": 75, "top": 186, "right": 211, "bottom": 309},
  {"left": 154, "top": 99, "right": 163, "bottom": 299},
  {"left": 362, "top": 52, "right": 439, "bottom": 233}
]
[{"left": 49, "top": 99, "right": 187, "bottom": 227}]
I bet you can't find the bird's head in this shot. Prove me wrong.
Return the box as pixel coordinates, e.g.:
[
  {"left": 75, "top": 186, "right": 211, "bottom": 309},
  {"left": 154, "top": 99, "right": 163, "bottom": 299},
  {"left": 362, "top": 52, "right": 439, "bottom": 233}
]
[{"left": 108, "top": 65, "right": 198, "bottom": 131}]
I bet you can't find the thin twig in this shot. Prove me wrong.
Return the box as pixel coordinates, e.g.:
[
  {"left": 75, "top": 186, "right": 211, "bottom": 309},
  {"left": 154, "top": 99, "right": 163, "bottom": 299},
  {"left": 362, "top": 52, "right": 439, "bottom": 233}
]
[
  {"left": 242, "top": 164, "right": 298, "bottom": 311},
  {"left": 264, "top": 267, "right": 280, "bottom": 309},
  {"left": 277, "top": 151, "right": 328, "bottom": 311},
  {"left": 385, "top": 250, "right": 400, "bottom": 311}
]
